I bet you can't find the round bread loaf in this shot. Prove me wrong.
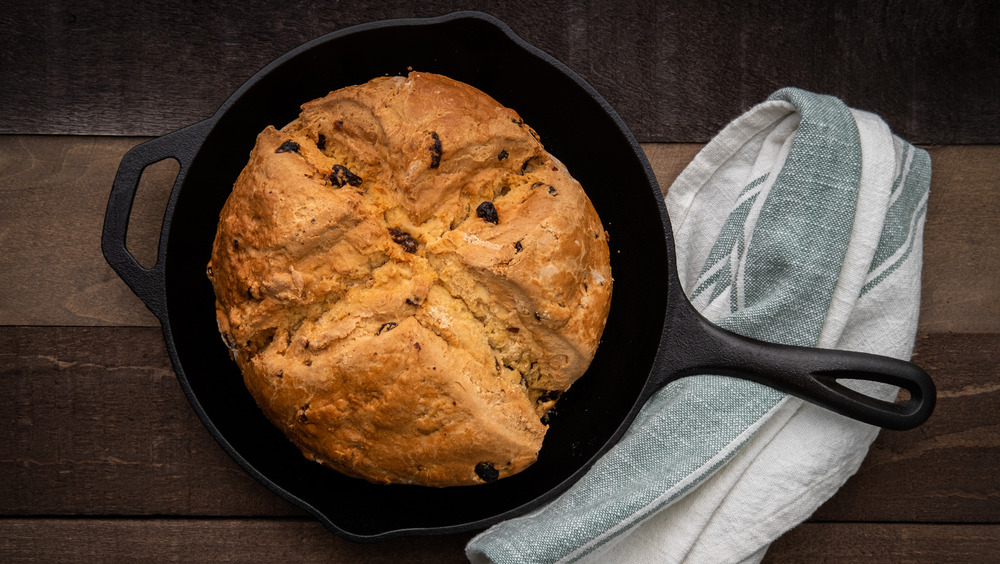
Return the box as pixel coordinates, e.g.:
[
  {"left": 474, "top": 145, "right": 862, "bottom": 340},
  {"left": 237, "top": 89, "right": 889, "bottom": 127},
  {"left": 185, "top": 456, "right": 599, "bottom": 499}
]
[{"left": 208, "top": 71, "right": 612, "bottom": 486}]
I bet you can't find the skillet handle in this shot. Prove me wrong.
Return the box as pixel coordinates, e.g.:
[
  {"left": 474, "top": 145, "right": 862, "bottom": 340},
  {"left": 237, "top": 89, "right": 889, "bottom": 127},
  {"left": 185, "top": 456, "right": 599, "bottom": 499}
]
[
  {"left": 662, "top": 305, "right": 936, "bottom": 431},
  {"left": 101, "top": 121, "right": 212, "bottom": 322}
]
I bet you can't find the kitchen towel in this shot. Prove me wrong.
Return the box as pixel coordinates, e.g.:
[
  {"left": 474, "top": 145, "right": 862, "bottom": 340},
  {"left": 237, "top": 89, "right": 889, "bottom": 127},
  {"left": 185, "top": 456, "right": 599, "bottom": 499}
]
[{"left": 466, "top": 87, "right": 931, "bottom": 563}]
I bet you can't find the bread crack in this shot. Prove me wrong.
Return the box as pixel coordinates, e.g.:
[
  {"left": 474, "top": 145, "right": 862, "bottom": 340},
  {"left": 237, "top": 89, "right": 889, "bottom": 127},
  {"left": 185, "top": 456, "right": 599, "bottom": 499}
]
[{"left": 420, "top": 268, "right": 543, "bottom": 407}]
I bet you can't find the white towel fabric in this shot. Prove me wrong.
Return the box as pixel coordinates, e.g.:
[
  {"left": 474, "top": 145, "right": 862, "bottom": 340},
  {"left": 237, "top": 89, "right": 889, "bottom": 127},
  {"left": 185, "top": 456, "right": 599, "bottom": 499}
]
[{"left": 466, "top": 88, "right": 930, "bottom": 563}]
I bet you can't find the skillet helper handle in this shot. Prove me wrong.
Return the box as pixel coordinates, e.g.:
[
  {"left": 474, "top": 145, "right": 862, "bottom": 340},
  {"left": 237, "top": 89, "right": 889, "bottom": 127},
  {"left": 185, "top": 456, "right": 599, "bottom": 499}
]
[
  {"left": 101, "top": 121, "right": 211, "bottom": 322},
  {"left": 666, "top": 307, "right": 936, "bottom": 431}
]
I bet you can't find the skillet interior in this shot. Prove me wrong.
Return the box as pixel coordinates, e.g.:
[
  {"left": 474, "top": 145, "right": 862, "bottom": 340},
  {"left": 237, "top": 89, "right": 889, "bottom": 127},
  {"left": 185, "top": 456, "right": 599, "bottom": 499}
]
[{"left": 161, "top": 13, "right": 672, "bottom": 539}]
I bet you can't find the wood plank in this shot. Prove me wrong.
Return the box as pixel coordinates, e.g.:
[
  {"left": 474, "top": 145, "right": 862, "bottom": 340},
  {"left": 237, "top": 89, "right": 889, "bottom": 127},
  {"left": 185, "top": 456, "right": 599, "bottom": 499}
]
[
  {"left": 0, "top": 519, "right": 473, "bottom": 563},
  {"left": 0, "top": 136, "right": 161, "bottom": 327},
  {"left": 0, "top": 519, "right": 995, "bottom": 563},
  {"left": 918, "top": 145, "right": 1000, "bottom": 333},
  {"left": 1, "top": 327, "right": 996, "bottom": 522},
  {"left": 2, "top": 137, "right": 998, "bottom": 331},
  {"left": 0, "top": 326, "right": 301, "bottom": 517},
  {"left": 2, "top": 1, "right": 997, "bottom": 142},
  {"left": 763, "top": 523, "right": 1000, "bottom": 563}
]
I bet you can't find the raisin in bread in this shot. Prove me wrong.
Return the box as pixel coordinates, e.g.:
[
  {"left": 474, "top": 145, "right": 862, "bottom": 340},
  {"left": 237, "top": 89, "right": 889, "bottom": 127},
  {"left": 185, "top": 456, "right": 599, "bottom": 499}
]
[{"left": 208, "top": 71, "right": 612, "bottom": 486}]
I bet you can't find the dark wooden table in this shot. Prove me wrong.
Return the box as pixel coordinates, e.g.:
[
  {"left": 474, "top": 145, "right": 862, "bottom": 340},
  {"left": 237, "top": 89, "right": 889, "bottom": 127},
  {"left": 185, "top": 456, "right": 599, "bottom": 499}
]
[{"left": 2, "top": 1, "right": 998, "bottom": 561}]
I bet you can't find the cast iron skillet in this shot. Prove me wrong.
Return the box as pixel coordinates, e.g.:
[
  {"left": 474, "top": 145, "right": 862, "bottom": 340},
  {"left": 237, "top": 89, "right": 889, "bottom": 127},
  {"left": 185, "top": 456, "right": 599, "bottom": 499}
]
[{"left": 102, "top": 11, "right": 935, "bottom": 541}]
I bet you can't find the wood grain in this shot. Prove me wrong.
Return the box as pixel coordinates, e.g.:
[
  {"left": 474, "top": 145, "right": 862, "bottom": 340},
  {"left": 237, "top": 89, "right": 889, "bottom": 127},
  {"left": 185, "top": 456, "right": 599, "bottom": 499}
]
[
  {"left": 1, "top": 327, "right": 996, "bottom": 522},
  {"left": 0, "top": 519, "right": 995, "bottom": 562},
  {"left": 2, "top": 1, "right": 998, "bottom": 142},
  {"left": 0, "top": 136, "right": 162, "bottom": 327},
  {"left": 2, "top": 137, "right": 997, "bottom": 331},
  {"left": 763, "top": 523, "right": 1000, "bottom": 563},
  {"left": 918, "top": 146, "right": 1000, "bottom": 333},
  {"left": 0, "top": 326, "right": 301, "bottom": 517},
  {"left": 0, "top": 519, "right": 472, "bottom": 563}
]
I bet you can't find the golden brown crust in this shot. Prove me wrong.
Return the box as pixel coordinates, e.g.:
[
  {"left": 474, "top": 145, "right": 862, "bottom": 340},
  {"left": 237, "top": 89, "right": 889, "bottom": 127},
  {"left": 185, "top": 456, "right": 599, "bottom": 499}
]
[{"left": 208, "top": 72, "right": 612, "bottom": 486}]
